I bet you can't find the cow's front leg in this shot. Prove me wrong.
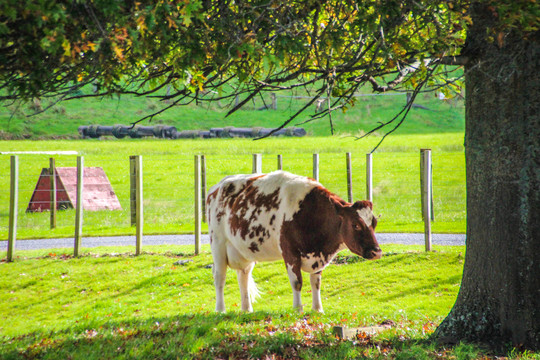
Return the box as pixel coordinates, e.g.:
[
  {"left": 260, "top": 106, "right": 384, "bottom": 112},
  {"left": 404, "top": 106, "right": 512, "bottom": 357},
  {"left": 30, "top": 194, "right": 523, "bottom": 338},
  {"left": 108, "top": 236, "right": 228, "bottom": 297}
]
[
  {"left": 310, "top": 271, "right": 323, "bottom": 313},
  {"left": 286, "top": 263, "right": 303, "bottom": 311}
]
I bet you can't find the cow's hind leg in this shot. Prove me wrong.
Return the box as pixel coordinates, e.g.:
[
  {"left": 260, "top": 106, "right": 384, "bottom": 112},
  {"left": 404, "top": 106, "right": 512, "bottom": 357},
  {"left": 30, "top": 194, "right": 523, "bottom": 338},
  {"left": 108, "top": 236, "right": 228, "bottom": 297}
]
[
  {"left": 236, "top": 262, "right": 257, "bottom": 312},
  {"left": 286, "top": 263, "right": 303, "bottom": 311},
  {"left": 211, "top": 242, "right": 228, "bottom": 313},
  {"left": 310, "top": 271, "right": 323, "bottom": 313}
]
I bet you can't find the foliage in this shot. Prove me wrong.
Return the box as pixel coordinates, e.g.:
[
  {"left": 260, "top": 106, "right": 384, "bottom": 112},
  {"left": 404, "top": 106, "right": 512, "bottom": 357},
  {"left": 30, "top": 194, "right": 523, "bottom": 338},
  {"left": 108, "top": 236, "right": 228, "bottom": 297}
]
[
  {"left": 482, "top": 0, "right": 540, "bottom": 38},
  {"left": 1, "top": 1, "right": 538, "bottom": 142},
  {"left": 0, "top": 0, "right": 473, "bottom": 142}
]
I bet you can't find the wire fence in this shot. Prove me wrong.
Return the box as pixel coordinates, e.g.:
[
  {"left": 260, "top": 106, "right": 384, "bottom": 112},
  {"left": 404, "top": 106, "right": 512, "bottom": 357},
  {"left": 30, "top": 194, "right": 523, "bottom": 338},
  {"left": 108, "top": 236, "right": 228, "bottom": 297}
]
[{"left": 1, "top": 150, "right": 465, "bottom": 258}]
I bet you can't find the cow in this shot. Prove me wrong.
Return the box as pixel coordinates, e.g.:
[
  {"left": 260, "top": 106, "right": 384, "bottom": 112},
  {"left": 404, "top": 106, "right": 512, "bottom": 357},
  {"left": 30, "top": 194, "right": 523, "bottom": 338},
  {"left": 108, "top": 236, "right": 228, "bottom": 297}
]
[{"left": 206, "top": 170, "right": 381, "bottom": 313}]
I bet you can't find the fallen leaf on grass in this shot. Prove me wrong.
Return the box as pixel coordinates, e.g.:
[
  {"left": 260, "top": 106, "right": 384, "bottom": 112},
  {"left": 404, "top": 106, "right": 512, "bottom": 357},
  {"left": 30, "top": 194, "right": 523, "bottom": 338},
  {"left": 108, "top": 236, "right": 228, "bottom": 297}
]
[{"left": 83, "top": 329, "right": 99, "bottom": 339}]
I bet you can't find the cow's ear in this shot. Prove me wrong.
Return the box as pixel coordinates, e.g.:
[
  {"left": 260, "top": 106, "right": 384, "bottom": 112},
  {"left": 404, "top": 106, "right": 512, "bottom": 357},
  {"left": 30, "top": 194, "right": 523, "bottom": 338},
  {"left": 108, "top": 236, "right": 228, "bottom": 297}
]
[
  {"left": 352, "top": 200, "right": 373, "bottom": 210},
  {"left": 333, "top": 198, "right": 348, "bottom": 212}
]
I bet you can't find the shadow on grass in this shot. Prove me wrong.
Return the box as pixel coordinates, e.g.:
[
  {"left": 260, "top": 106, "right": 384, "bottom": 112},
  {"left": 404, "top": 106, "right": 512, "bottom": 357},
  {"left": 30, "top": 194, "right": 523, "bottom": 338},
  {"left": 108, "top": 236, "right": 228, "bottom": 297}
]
[{"left": 1, "top": 311, "right": 497, "bottom": 360}]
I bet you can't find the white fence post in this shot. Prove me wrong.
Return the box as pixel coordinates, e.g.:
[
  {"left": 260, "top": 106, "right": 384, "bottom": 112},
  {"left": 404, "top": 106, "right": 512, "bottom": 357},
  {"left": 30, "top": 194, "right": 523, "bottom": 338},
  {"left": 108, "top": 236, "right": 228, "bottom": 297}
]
[
  {"left": 420, "top": 149, "right": 432, "bottom": 251},
  {"left": 7, "top": 156, "right": 18, "bottom": 262},
  {"left": 366, "top": 153, "right": 373, "bottom": 202},
  {"left": 277, "top": 154, "right": 283, "bottom": 170},
  {"left": 313, "top": 153, "right": 319, "bottom": 181},
  {"left": 194, "top": 155, "right": 202, "bottom": 255},
  {"left": 252, "top": 153, "right": 262, "bottom": 173},
  {"left": 74, "top": 156, "right": 84, "bottom": 257}
]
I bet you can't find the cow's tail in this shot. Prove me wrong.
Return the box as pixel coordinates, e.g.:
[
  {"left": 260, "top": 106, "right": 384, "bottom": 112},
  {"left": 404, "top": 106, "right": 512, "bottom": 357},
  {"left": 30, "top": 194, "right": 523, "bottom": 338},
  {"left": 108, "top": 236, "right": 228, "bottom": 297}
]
[{"left": 247, "top": 272, "right": 261, "bottom": 304}]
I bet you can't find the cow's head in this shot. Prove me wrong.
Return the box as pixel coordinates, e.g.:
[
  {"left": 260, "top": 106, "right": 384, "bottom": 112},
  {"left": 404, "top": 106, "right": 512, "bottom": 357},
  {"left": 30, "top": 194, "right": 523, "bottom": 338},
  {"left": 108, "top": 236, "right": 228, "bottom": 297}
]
[{"left": 337, "top": 200, "right": 382, "bottom": 260}]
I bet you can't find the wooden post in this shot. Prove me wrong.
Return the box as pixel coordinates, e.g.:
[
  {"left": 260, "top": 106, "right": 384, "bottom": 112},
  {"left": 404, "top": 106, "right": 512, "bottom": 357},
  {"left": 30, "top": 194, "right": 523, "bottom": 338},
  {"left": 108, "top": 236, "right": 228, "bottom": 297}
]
[
  {"left": 346, "top": 152, "right": 353, "bottom": 203},
  {"left": 49, "top": 157, "right": 56, "bottom": 229},
  {"left": 252, "top": 153, "right": 262, "bottom": 173},
  {"left": 134, "top": 155, "right": 143, "bottom": 255},
  {"left": 366, "top": 153, "right": 373, "bottom": 202},
  {"left": 271, "top": 93, "right": 277, "bottom": 110},
  {"left": 74, "top": 156, "right": 84, "bottom": 256},
  {"left": 333, "top": 325, "right": 392, "bottom": 339},
  {"left": 130, "top": 156, "right": 137, "bottom": 226},
  {"left": 201, "top": 155, "right": 207, "bottom": 223},
  {"left": 420, "top": 149, "right": 432, "bottom": 251},
  {"left": 194, "top": 155, "right": 202, "bottom": 255},
  {"left": 277, "top": 154, "right": 283, "bottom": 170},
  {"left": 313, "top": 153, "right": 319, "bottom": 181},
  {"left": 406, "top": 92, "right": 413, "bottom": 105},
  {"left": 7, "top": 156, "right": 18, "bottom": 262}
]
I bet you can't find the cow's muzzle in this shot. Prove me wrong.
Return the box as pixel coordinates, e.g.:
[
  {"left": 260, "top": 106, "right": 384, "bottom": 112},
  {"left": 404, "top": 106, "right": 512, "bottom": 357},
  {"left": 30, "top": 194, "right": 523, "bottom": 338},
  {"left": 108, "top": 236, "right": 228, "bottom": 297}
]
[{"left": 366, "top": 247, "right": 382, "bottom": 260}]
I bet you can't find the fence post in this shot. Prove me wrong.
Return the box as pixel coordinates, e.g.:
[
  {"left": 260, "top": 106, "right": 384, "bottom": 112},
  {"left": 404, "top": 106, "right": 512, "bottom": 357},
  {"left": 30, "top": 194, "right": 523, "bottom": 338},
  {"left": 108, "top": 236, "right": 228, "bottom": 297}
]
[
  {"left": 366, "top": 153, "right": 373, "bottom": 202},
  {"left": 277, "top": 154, "right": 283, "bottom": 170},
  {"left": 201, "top": 155, "right": 207, "bottom": 223},
  {"left": 74, "top": 156, "right": 84, "bottom": 256},
  {"left": 130, "top": 157, "right": 137, "bottom": 226},
  {"left": 252, "top": 153, "right": 262, "bottom": 173},
  {"left": 313, "top": 153, "right": 319, "bottom": 181},
  {"left": 420, "top": 149, "right": 432, "bottom": 251},
  {"left": 271, "top": 93, "right": 277, "bottom": 110},
  {"left": 49, "top": 157, "right": 56, "bottom": 229},
  {"left": 406, "top": 92, "right": 413, "bottom": 105},
  {"left": 194, "top": 155, "right": 202, "bottom": 255},
  {"left": 346, "top": 153, "right": 353, "bottom": 203},
  {"left": 132, "top": 155, "right": 143, "bottom": 255},
  {"left": 7, "top": 156, "right": 18, "bottom": 262}
]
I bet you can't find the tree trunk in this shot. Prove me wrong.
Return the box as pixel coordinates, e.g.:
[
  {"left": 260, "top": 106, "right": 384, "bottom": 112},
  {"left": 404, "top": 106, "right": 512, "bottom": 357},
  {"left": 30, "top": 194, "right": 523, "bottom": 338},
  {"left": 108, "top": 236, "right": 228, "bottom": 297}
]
[{"left": 434, "top": 4, "right": 540, "bottom": 349}]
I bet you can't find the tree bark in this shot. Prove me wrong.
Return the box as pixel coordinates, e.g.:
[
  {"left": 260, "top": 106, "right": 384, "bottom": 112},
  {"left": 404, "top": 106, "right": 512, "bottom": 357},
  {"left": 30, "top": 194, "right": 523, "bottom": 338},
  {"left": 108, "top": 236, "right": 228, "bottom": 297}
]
[{"left": 435, "top": 4, "right": 540, "bottom": 349}]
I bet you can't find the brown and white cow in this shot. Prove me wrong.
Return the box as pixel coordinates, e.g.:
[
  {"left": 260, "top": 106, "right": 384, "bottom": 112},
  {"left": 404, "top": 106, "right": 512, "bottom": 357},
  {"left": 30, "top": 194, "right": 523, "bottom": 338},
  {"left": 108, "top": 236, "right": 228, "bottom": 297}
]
[{"left": 206, "top": 171, "right": 381, "bottom": 313}]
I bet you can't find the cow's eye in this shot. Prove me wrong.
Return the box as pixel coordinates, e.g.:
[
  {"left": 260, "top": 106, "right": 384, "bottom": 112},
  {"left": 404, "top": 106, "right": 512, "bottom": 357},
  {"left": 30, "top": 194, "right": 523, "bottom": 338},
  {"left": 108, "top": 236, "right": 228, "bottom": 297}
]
[{"left": 353, "top": 224, "right": 362, "bottom": 231}]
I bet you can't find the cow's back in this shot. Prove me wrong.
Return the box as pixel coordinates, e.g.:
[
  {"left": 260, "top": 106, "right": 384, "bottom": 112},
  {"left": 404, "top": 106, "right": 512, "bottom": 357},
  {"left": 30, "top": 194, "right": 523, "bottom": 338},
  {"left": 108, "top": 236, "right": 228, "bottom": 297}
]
[{"left": 207, "top": 171, "right": 319, "bottom": 262}]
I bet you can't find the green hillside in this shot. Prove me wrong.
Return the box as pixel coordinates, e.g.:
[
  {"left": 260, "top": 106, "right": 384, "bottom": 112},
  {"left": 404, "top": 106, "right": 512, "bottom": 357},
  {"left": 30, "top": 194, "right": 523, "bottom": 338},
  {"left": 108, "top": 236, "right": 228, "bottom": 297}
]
[{"left": 1, "top": 88, "right": 464, "bottom": 138}]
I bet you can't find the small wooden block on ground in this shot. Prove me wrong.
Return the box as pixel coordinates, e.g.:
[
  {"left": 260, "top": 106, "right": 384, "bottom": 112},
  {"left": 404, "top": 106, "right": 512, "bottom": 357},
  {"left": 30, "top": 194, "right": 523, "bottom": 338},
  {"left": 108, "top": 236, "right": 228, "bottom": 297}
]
[{"left": 333, "top": 325, "right": 392, "bottom": 340}]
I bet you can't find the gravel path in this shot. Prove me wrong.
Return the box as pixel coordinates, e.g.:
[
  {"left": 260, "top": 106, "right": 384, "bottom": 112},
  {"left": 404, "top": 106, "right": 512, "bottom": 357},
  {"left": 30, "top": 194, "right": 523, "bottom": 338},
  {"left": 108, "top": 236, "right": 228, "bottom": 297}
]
[{"left": 0, "top": 233, "right": 465, "bottom": 251}]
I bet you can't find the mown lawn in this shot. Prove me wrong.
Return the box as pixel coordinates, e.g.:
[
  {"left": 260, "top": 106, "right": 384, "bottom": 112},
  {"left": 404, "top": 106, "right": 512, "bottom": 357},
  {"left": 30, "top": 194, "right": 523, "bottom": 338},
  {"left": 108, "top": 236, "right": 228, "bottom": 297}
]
[
  {"left": 1, "top": 245, "right": 538, "bottom": 359},
  {"left": 0, "top": 134, "right": 465, "bottom": 241}
]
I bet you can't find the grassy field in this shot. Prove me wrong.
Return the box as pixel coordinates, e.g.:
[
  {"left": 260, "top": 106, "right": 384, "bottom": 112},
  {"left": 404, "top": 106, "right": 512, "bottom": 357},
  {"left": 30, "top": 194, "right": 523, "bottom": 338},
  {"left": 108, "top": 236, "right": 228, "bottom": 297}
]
[
  {"left": 0, "top": 133, "right": 465, "bottom": 242},
  {"left": 0, "top": 84, "right": 464, "bottom": 139},
  {"left": 1, "top": 245, "right": 538, "bottom": 359}
]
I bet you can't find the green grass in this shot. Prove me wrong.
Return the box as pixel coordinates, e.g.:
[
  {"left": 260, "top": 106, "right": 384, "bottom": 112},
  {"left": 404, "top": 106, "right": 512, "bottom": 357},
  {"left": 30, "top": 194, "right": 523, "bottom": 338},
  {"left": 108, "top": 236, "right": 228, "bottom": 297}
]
[
  {"left": 0, "top": 134, "right": 465, "bottom": 240},
  {"left": 1, "top": 245, "right": 537, "bottom": 359},
  {"left": 0, "top": 85, "right": 464, "bottom": 139}
]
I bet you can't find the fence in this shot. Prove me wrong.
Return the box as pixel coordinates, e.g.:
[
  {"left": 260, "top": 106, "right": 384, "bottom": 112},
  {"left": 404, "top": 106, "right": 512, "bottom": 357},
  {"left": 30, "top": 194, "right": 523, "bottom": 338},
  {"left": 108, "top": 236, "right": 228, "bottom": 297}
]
[{"left": 2, "top": 150, "right": 465, "bottom": 261}]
